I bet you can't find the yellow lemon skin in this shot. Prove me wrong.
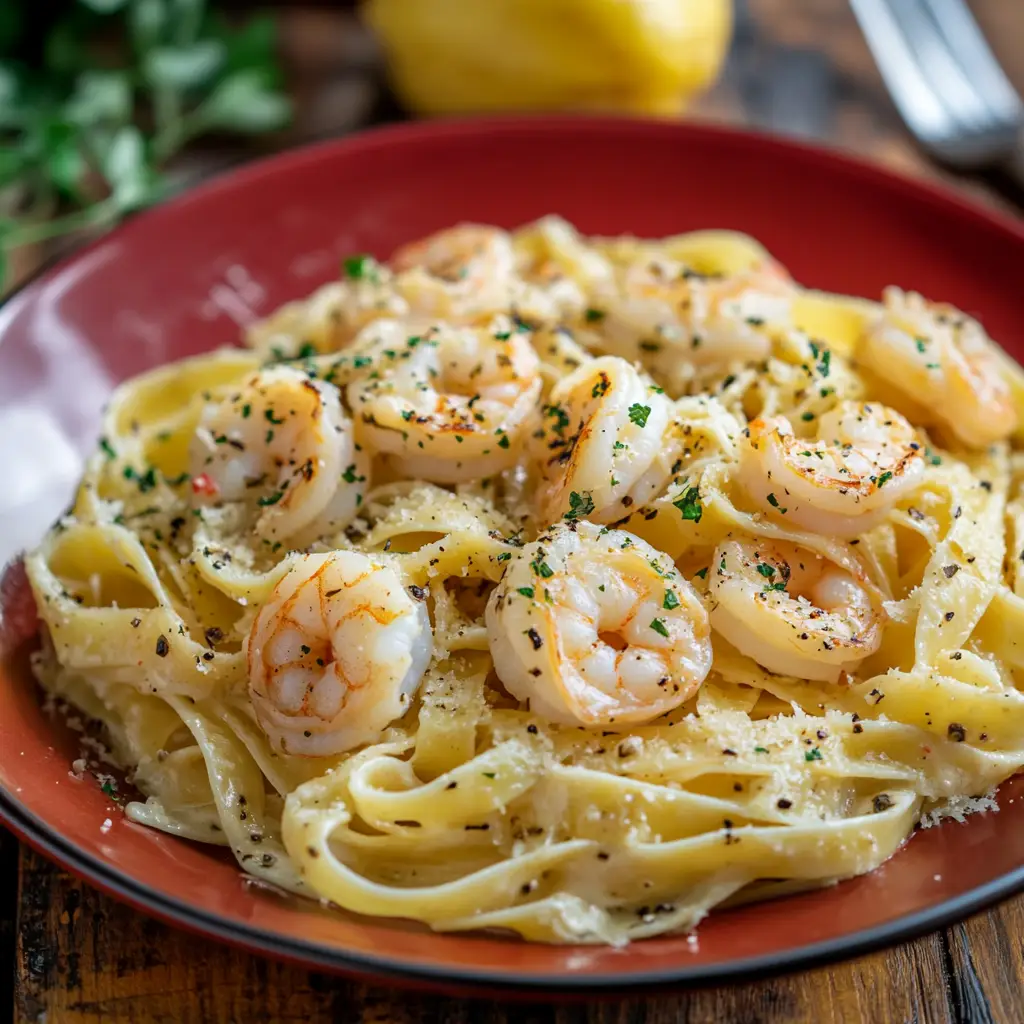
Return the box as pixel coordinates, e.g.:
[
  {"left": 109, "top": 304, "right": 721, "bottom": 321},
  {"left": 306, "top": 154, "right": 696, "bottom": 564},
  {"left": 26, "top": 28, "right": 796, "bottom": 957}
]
[{"left": 363, "top": 0, "right": 733, "bottom": 117}]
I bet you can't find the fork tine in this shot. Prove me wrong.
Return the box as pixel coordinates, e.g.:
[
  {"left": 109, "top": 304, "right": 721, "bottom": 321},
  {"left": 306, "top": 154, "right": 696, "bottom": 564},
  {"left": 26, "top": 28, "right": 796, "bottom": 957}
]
[
  {"left": 886, "top": 0, "right": 993, "bottom": 132},
  {"left": 921, "top": 0, "right": 1024, "bottom": 123},
  {"left": 849, "top": 0, "right": 953, "bottom": 143},
  {"left": 850, "top": 0, "right": 1022, "bottom": 164}
]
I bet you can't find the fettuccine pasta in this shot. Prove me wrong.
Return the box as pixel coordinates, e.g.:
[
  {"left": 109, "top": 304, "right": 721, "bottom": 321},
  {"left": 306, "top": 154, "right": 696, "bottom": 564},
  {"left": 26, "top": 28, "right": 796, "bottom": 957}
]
[{"left": 25, "top": 216, "right": 1024, "bottom": 944}]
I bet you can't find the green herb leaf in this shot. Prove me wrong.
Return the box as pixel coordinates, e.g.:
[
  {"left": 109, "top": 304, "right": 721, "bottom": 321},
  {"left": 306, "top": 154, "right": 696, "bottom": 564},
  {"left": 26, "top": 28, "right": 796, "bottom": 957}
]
[
  {"left": 756, "top": 563, "right": 775, "bottom": 578},
  {"left": 64, "top": 70, "right": 132, "bottom": 127},
  {"left": 129, "top": 0, "right": 165, "bottom": 50},
  {"left": 805, "top": 748, "right": 823, "bottom": 762},
  {"left": 673, "top": 486, "right": 703, "bottom": 523},
  {"left": 103, "top": 126, "right": 155, "bottom": 212},
  {"left": 144, "top": 40, "right": 226, "bottom": 90},
  {"left": 649, "top": 618, "right": 670, "bottom": 637},
  {"left": 563, "top": 490, "right": 595, "bottom": 521},
  {"left": 343, "top": 254, "right": 373, "bottom": 279},
  {"left": 79, "top": 0, "right": 130, "bottom": 14},
  {"left": 662, "top": 590, "right": 679, "bottom": 610},
  {"left": 194, "top": 70, "right": 290, "bottom": 133},
  {"left": 628, "top": 403, "right": 651, "bottom": 428},
  {"left": 517, "top": 587, "right": 535, "bottom": 599}
]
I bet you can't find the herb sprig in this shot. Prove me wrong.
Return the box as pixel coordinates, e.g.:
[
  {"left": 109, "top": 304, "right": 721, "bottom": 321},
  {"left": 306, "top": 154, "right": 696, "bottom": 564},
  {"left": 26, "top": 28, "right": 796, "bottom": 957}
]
[{"left": 0, "top": 0, "right": 291, "bottom": 290}]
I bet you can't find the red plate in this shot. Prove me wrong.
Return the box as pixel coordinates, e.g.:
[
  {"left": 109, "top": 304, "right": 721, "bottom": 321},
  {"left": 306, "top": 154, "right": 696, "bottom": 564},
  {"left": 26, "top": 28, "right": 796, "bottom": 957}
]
[{"left": 2, "top": 117, "right": 1024, "bottom": 995}]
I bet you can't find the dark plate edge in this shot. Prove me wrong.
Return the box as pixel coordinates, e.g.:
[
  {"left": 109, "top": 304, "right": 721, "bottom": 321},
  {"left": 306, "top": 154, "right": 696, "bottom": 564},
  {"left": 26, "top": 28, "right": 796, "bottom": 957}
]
[{"left": 4, "top": 784, "right": 1024, "bottom": 996}]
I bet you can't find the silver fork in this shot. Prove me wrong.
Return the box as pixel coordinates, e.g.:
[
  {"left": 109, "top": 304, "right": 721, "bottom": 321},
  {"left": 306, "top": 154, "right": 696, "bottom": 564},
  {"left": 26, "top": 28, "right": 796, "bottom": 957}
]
[{"left": 850, "top": 0, "right": 1024, "bottom": 180}]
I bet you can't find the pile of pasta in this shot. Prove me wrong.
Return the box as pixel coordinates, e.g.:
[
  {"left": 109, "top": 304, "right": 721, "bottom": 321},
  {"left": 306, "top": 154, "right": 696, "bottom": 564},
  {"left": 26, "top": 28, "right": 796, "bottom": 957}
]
[{"left": 25, "top": 217, "right": 1024, "bottom": 945}]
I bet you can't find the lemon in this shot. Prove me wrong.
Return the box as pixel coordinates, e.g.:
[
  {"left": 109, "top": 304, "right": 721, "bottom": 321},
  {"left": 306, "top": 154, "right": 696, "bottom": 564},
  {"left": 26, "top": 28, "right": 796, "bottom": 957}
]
[{"left": 364, "top": 0, "right": 733, "bottom": 117}]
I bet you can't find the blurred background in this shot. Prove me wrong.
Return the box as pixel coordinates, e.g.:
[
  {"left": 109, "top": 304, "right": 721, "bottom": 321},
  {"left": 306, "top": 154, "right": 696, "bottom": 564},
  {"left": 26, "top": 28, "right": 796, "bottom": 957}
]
[{"left": 2, "top": 0, "right": 1022, "bottom": 294}]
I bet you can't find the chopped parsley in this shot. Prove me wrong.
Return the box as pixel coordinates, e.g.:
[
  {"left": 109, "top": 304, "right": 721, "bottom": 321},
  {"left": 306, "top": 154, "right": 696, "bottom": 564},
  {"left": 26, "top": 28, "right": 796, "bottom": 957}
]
[
  {"left": 531, "top": 559, "right": 554, "bottom": 578},
  {"left": 342, "top": 464, "right": 359, "bottom": 483},
  {"left": 805, "top": 748, "right": 823, "bottom": 762},
  {"left": 98, "top": 437, "right": 116, "bottom": 460},
  {"left": 694, "top": 567, "right": 709, "bottom": 579},
  {"left": 628, "top": 403, "right": 651, "bottom": 428},
  {"left": 584, "top": 308, "right": 606, "bottom": 323},
  {"left": 517, "top": 587, "right": 535, "bottom": 599},
  {"left": 673, "top": 486, "right": 703, "bottom": 523},
  {"left": 257, "top": 492, "right": 283, "bottom": 507},
  {"left": 877, "top": 470, "right": 893, "bottom": 487},
  {"left": 545, "top": 404, "right": 570, "bottom": 434},
  {"left": 123, "top": 466, "right": 157, "bottom": 493},
  {"left": 662, "top": 590, "right": 680, "bottom": 610},
  {"left": 564, "top": 490, "right": 595, "bottom": 521},
  {"left": 497, "top": 434, "right": 511, "bottom": 449},
  {"left": 343, "top": 254, "right": 374, "bottom": 279},
  {"left": 649, "top": 618, "right": 670, "bottom": 638},
  {"left": 756, "top": 563, "right": 776, "bottom": 578}
]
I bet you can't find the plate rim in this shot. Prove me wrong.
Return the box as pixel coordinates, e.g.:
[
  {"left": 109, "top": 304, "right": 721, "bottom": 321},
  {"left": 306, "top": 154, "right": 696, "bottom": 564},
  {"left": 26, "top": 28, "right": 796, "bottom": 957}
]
[
  {"left": 2, "top": 114, "right": 1024, "bottom": 994},
  {"left": 4, "top": 783, "right": 1023, "bottom": 994}
]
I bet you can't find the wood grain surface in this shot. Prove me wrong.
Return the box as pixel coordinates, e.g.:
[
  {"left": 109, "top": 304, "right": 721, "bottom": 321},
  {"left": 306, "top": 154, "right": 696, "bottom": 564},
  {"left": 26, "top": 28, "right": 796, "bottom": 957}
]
[{"left": 4, "top": 1, "right": 1024, "bottom": 1021}]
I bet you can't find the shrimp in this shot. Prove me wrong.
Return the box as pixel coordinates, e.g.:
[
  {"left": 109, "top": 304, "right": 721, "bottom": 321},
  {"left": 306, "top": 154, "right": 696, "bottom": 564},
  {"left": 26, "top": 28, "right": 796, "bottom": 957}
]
[
  {"left": 512, "top": 215, "right": 615, "bottom": 320},
  {"left": 739, "top": 401, "right": 925, "bottom": 538},
  {"left": 346, "top": 317, "right": 541, "bottom": 484},
  {"left": 245, "top": 261, "right": 409, "bottom": 359},
  {"left": 190, "top": 366, "right": 369, "bottom": 542},
  {"left": 708, "top": 538, "right": 883, "bottom": 683},
  {"left": 592, "top": 257, "right": 795, "bottom": 375},
  {"left": 247, "top": 551, "right": 433, "bottom": 756},
  {"left": 391, "top": 223, "right": 518, "bottom": 322},
  {"left": 486, "top": 521, "right": 712, "bottom": 726},
  {"left": 858, "top": 287, "right": 1016, "bottom": 448},
  {"left": 534, "top": 355, "right": 680, "bottom": 524}
]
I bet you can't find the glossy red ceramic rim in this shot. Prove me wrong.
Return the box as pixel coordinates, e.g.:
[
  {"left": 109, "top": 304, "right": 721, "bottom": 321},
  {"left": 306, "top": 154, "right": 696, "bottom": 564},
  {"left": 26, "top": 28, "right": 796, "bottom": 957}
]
[
  {"left": 3, "top": 773, "right": 1023, "bottom": 995},
  {"left": 2, "top": 116, "right": 1024, "bottom": 994}
]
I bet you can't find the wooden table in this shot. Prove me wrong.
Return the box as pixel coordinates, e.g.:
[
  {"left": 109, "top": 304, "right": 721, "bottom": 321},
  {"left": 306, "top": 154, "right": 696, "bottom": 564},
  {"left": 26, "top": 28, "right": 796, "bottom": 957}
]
[{"left": 3, "top": 2, "right": 1024, "bottom": 1020}]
